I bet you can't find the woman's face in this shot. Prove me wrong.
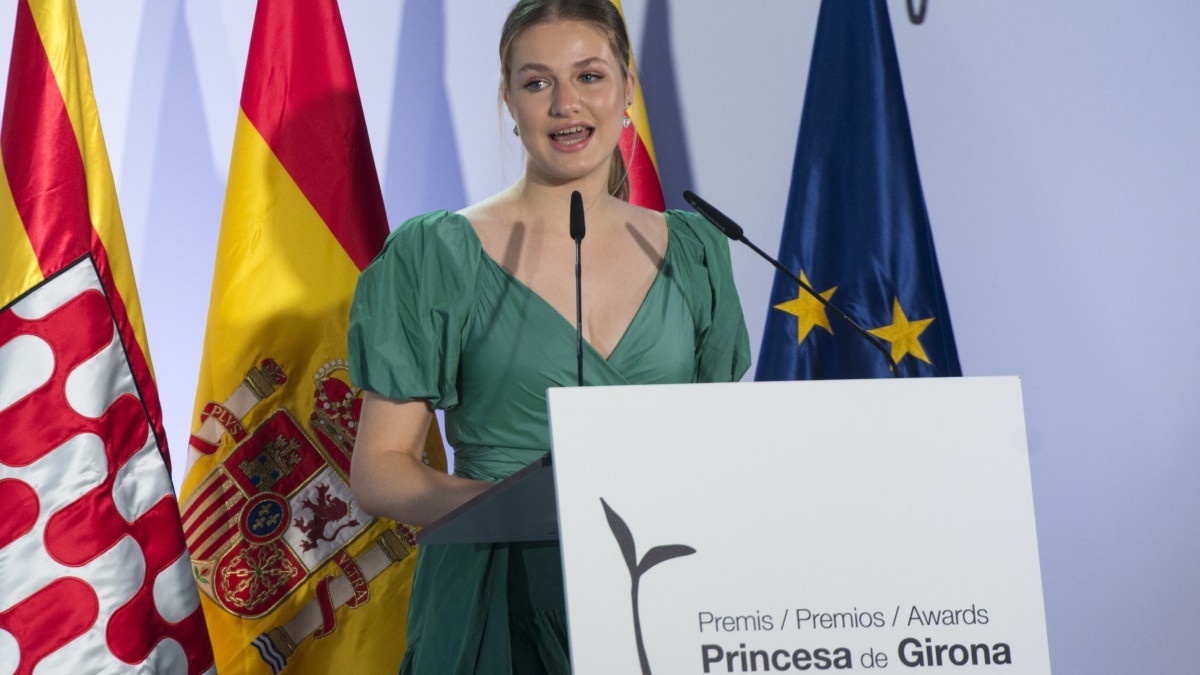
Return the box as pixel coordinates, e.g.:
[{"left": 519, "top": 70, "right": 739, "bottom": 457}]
[{"left": 505, "top": 19, "right": 633, "bottom": 187}]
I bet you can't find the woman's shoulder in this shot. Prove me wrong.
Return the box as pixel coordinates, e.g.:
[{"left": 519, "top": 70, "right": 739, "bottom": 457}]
[
  {"left": 388, "top": 210, "right": 474, "bottom": 243},
  {"left": 374, "top": 210, "right": 481, "bottom": 268},
  {"left": 664, "top": 209, "right": 716, "bottom": 235},
  {"left": 452, "top": 193, "right": 518, "bottom": 256},
  {"left": 664, "top": 209, "right": 731, "bottom": 258},
  {"left": 355, "top": 210, "right": 484, "bottom": 317}
]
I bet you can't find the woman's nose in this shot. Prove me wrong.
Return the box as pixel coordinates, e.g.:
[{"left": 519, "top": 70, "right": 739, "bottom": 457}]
[{"left": 550, "top": 83, "right": 580, "bottom": 116}]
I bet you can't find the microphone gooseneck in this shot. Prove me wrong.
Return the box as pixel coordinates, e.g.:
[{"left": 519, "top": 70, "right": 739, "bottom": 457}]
[
  {"left": 682, "top": 190, "right": 901, "bottom": 378},
  {"left": 570, "top": 191, "right": 586, "bottom": 386}
]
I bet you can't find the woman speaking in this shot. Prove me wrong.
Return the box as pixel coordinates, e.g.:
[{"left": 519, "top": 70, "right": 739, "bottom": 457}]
[{"left": 348, "top": 1, "right": 750, "bottom": 671}]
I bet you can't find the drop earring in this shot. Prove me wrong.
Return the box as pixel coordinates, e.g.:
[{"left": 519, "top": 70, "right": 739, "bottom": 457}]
[
  {"left": 622, "top": 115, "right": 631, "bottom": 129},
  {"left": 513, "top": 125, "right": 520, "bottom": 137}
]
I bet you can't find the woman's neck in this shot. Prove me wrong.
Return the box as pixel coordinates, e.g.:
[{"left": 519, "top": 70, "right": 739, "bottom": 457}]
[{"left": 508, "top": 174, "right": 623, "bottom": 232}]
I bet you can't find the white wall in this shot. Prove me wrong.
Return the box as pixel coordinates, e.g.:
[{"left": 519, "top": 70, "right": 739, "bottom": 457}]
[{"left": 2, "top": 1, "right": 1197, "bottom": 672}]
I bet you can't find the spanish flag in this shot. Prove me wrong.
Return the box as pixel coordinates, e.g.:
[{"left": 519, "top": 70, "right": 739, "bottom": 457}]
[
  {"left": 180, "top": 1, "right": 445, "bottom": 673},
  {"left": 611, "top": 0, "right": 667, "bottom": 210},
  {"left": 0, "top": 0, "right": 214, "bottom": 672}
]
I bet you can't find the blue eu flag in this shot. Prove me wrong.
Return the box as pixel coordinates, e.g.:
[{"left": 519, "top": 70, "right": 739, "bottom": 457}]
[{"left": 756, "top": 0, "right": 961, "bottom": 381}]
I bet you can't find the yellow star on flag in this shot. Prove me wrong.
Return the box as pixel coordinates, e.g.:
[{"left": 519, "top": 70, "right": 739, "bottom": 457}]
[
  {"left": 868, "top": 298, "right": 935, "bottom": 365},
  {"left": 773, "top": 271, "right": 837, "bottom": 344}
]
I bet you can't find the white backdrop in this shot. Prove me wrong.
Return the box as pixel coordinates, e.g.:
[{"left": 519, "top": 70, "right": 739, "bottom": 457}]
[{"left": 2, "top": 1, "right": 1197, "bottom": 673}]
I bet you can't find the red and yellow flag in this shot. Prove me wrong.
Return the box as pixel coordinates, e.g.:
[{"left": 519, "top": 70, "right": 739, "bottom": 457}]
[
  {"left": 180, "top": 1, "right": 445, "bottom": 673},
  {"left": 0, "top": 0, "right": 214, "bottom": 672},
  {"left": 611, "top": 0, "right": 666, "bottom": 210}
]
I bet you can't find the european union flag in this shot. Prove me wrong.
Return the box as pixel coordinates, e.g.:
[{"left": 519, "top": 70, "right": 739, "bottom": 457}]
[{"left": 756, "top": 0, "right": 961, "bottom": 381}]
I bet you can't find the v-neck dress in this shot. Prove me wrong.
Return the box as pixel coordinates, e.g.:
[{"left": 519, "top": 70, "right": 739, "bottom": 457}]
[{"left": 348, "top": 209, "right": 750, "bottom": 674}]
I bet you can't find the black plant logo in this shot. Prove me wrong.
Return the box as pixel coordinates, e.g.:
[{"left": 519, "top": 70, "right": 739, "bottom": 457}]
[{"left": 600, "top": 498, "right": 696, "bottom": 675}]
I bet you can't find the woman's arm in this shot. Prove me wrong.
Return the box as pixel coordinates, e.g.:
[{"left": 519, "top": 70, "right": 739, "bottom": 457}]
[{"left": 350, "top": 392, "right": 490, "bottom": 527}]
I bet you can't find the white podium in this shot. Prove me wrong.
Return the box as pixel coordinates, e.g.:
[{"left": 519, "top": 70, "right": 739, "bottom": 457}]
[{"left": 418, "top": 377, "right": 1051, "bottom": 674}]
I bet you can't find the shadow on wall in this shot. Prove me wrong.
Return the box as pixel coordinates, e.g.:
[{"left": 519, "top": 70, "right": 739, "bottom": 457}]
[
  {"left": 384, "top": 0, "right": 468, "bottom": 222},
  {"left": 639, "top": 0, "right": 694, "bottom": 211},
  {"left": 129, "top": 0, "right": 222, "bottom": 475}
]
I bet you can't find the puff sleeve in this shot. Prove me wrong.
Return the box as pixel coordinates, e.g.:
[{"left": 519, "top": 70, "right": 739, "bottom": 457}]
[
  {"left": 347, "top": 211, "right": 480, "bottom": 410},
  {"left": 671, "top": 210, "right": 752, "bottom": 383}
]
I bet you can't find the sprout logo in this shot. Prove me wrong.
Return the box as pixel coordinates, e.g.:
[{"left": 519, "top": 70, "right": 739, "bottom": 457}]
[{"left": 601, "top": 498, "right": 696, "bottom": 675}]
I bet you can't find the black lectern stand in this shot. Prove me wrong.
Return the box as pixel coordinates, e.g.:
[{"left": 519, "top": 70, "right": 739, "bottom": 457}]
[{"left": 415, "top": 453, "right": 558, "bottom": 545}]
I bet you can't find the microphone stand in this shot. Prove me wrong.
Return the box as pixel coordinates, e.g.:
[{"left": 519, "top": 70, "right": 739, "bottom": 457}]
[
  {"left": 683, "top": 190, "right": 901, "bottom": 378},
  {"left": 570, "top": 191, "right": 586, "bottom": 386}
]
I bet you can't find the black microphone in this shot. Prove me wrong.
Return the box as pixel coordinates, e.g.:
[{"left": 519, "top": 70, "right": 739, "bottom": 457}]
[
  {"left": 570, "top": 190, "right": 586, "bottom": 242},
  {"left": 570, "top": 191, "right": 585, "bottom": 386},
  {"left": 682, "top": 190, "right": 901, "bottom": 377}
]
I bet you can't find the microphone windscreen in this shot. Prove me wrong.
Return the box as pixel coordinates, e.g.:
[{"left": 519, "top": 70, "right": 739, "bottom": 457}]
[
  {"left": 570, "top": 190, "right": 586, "bottom": 241},
  {"left": 683, "top": 190, "right": 744, "bottom": 240}
]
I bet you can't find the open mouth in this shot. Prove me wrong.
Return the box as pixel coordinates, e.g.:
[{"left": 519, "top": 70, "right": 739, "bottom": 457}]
[{"left": 550, "top": 125, "right": 594, "bottom": 147}]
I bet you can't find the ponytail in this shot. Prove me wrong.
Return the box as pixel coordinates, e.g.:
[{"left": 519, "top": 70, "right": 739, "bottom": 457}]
[{"left": 608, "top": 145, "right": 630, "bottom": 201}]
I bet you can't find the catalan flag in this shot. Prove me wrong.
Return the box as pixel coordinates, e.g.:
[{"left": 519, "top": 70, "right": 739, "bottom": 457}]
[
  {"left": 610, "top": 0, "right": 666, "bottom": 210},
  {"left": 180, "top": 1, "right": 445, "bottom": 673},
  {"left": 0, "top": 0, "right": 214, "bottom": 672},
  {"left": 756, "top": 0, "right": 961, "bottom": 380}
]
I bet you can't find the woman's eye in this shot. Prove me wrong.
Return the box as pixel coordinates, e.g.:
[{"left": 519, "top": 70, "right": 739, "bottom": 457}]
[
  {"left": 580, "top": 73, "right": 602, "bottom": 83},
  {"left": 525, "top": 79, "right": 548, "bottom": 91}
]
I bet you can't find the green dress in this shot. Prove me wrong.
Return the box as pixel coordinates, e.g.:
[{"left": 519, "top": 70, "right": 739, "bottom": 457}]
[{"left": 348, "top": 210, "right": 750, "bottom": 674}]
